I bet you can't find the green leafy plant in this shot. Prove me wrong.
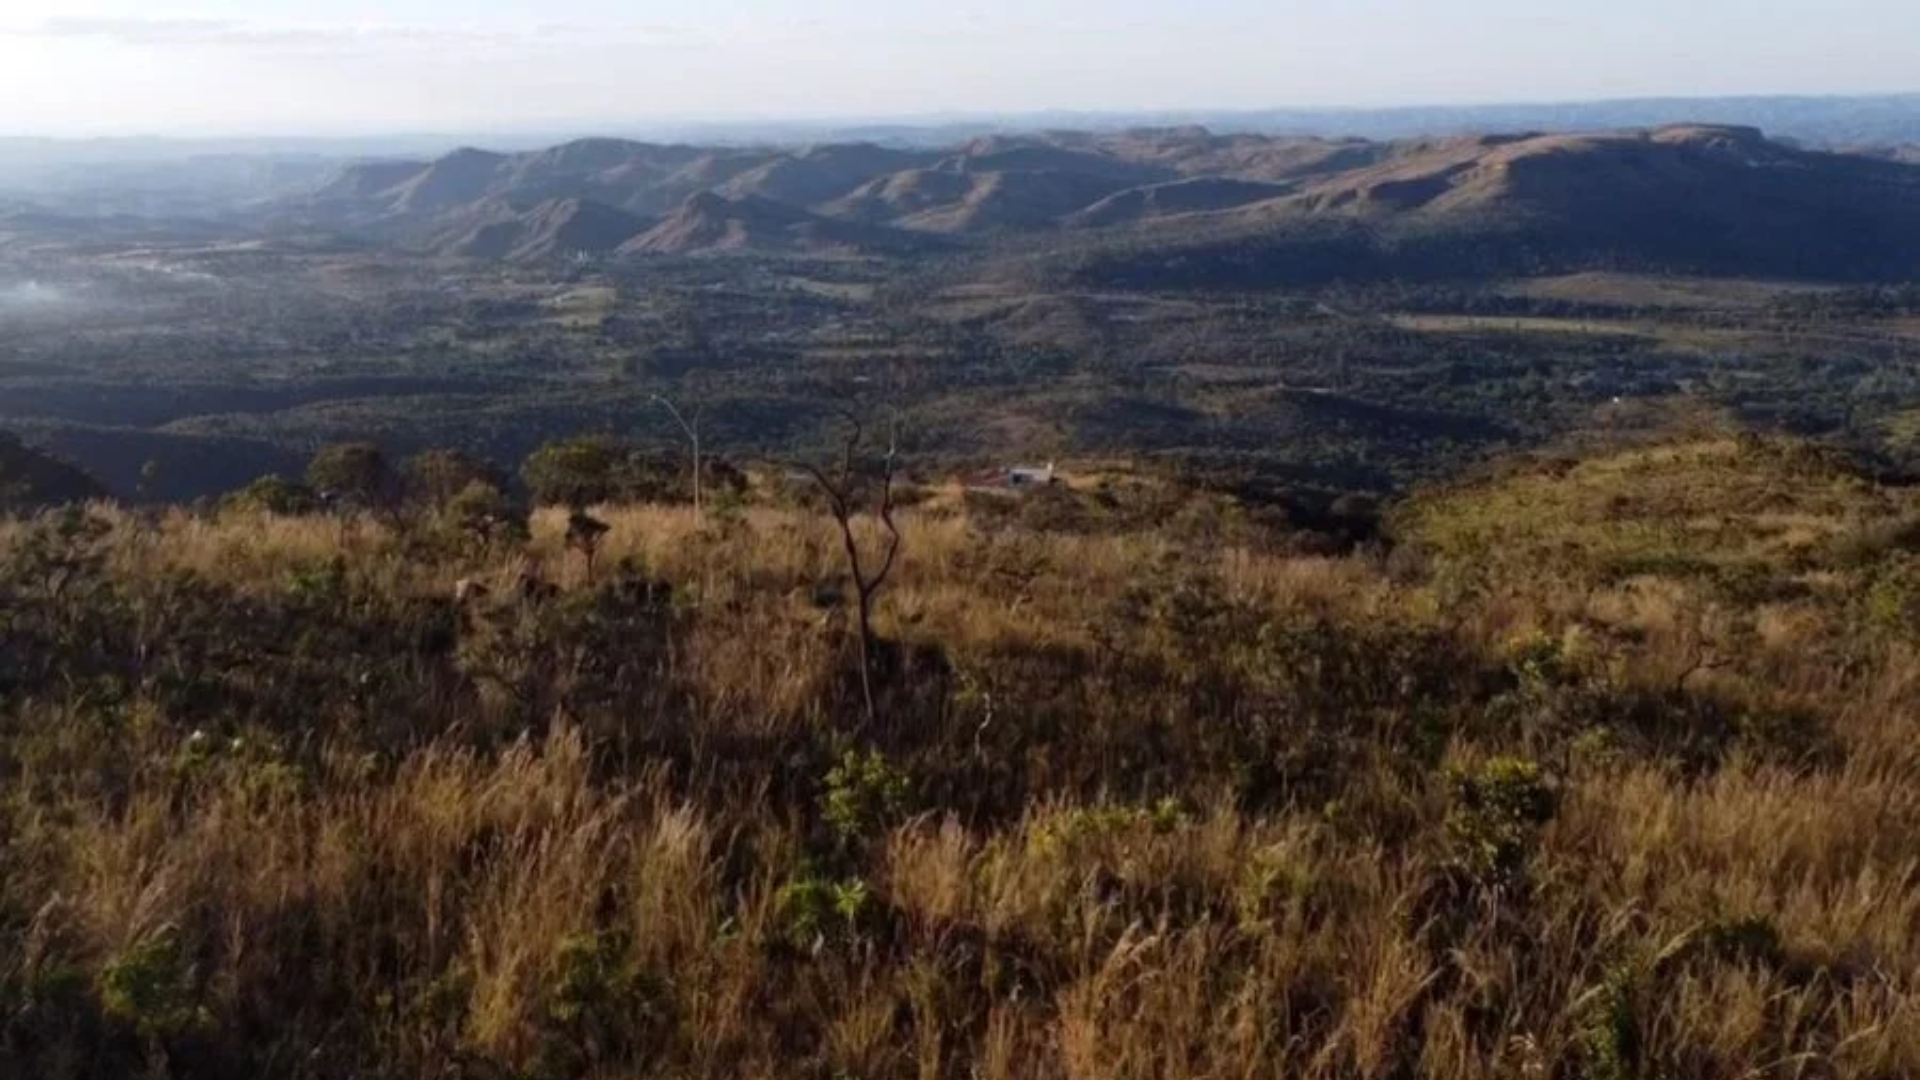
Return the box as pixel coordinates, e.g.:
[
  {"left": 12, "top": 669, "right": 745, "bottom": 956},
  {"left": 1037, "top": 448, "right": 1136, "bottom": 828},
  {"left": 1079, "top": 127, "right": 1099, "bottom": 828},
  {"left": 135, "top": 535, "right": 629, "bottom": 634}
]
[
  {"left": 1572, "top": 962, "right": 1640, "bottom": 1080},
  {"left": 98, "top": 930, "right": 209, "bottom": 1043},
  {"left": 222, "top": 474, "right": 319, "bottom": 515},
  {"left": 822, "top": 749, "right": 911, "bottom": 848},
  {"left": 532, "top": 933, "right": 668, "bottom": 1078},
  {"left": 774, "top": 875, "right": 877, "bottom": 950},
  {"left": 1446, "top": 756, "right": 1558, "bottom": 886}
]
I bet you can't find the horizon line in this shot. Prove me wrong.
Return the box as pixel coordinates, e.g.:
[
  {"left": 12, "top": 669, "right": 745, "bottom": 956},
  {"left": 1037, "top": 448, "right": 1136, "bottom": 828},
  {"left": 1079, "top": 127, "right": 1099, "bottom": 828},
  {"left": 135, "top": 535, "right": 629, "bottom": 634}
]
[{"left": 4, "top": 89, "right": 1920, "bottom": 144}]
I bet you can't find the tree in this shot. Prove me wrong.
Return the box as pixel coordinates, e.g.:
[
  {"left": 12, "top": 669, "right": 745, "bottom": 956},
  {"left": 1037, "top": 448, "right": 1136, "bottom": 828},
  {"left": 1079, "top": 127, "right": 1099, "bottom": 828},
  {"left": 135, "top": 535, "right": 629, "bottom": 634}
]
[
  {"left": 447, "top": 480, "right": 528, "bottom": 546},
  {"left": 523, "top": 438, "right": 622, "bottom": 510},
  {"left": 403, "top": 449, "right": 506, "bottom": 509},
  {"left": 225, "top": 475, "right": 319, "bottom": 516},
  {"left": 794, "top": 414, "right": 903, "bottom": 727},
  {"left": 306, "top": 443, "right": 397, "bottom": 514},
  {"left": 136, "top": 460, "right": 163, "bottom": 501}
]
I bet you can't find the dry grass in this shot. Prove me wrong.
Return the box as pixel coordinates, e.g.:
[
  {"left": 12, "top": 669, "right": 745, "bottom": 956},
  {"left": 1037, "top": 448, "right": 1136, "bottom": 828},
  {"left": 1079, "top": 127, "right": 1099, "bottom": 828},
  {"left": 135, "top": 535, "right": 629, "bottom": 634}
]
[{"left": 0, "top": 433, "right": 1915, "bottom": 1078}]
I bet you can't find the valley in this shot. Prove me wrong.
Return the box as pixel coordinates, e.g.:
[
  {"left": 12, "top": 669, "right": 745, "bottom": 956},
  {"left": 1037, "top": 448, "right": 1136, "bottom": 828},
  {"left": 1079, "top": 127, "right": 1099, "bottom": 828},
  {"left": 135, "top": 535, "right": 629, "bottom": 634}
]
[
  {"left": 3, "top": 97, "right": 1920, "bottom": 1080},
  {"left": 4, "top": 122, "right": 1920, "bottom": 507}
]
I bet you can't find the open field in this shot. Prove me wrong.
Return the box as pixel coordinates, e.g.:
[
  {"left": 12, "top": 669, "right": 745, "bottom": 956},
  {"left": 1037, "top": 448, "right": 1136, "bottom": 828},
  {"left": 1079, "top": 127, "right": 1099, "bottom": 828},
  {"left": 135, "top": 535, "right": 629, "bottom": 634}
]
[{"left": 1499, "top": 273, "right": 1839, "bottom": 311}]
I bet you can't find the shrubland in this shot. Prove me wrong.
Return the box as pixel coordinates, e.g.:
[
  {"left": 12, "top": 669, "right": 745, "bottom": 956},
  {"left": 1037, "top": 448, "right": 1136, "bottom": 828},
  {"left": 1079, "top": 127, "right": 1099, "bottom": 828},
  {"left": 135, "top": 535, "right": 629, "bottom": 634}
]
[{"left": 0, "top": 430, "right": 1916, "bottom": 1079}]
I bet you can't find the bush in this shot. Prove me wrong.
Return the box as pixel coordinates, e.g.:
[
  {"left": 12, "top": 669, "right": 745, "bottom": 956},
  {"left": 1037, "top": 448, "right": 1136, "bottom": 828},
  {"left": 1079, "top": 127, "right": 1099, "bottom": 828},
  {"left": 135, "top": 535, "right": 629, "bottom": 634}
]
[
  {"left": 403, "top": 449, "right": 508, "bottom": 509},
  {"left": 1445, "top": 756, "right": 1558, "bottom": 886},
  {"left": 445, "top": 480, "right": 528, "bottom": 545},
  {"left": 306, "top": 442, "right": 398, "bottom": 512},
  {"left": 773, "top": 875, "right": 877, "bottom": 951},
  {"left": 98, "top": 931, "right": 208, "bottom": 1044},
  {"left": 222, "top": 474, "right": 318, "bottom": 515},
  {"left": 822, "top": 749, "right": 911, "bottom": 848},
  {"left": 523, "top": 438, "right": 623, "bottom": 509},
  {"left": 533, "top": 933, "right": 669, "bottom": 1078}
]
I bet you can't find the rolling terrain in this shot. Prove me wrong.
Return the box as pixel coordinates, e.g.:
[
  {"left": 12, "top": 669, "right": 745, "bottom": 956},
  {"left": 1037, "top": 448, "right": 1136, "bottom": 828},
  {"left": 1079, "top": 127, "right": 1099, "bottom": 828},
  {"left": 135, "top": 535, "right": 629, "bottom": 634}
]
[
  {"left": 287, "top": 124, "right": 1920, "bottom": 283},
  {"left": 5, "top": 103, "right": 1920, "bottom": 1080},
  {"left": 6, "top": 120, "right": 1920, "bottom": 511}
]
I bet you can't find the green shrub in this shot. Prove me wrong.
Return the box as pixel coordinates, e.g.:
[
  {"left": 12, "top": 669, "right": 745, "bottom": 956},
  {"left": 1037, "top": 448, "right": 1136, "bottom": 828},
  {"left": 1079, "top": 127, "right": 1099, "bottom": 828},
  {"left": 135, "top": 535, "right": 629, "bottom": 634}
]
[
  {"left": 1445, "top": 756, "right": 1557, "bottom": 886},
  {"left": 822, "top": 749, "right": 911, "bottom": 848},
  {"left": 403, "top": 449, "right": 507, "bottom": 508},
  {"left": 1865, "top": 561, "right": 1919, "bottom": 635},
  {"left": 774, "top": 875, "right": 876, "bottom": 951},
  {"left": 98, "top": 930, "right": 208, "bottom": 1042},
  {"left": 532, "top": 933, "right": 669, "bottom": 1078},
  {"left": 1573, "top": 962, "right": 1641, "bottom": 1080},
  {"left": 307, "top": 443, "right": 398, "bottom": 512},
  {"left": 445, "top": 480, "right": 528, "bottom": 545},
  {"left": 222, "top": 474, "right": 318, "bottom": 515},
  {"left": 523, "top": 438, "right": 622, "bottom": 509}
]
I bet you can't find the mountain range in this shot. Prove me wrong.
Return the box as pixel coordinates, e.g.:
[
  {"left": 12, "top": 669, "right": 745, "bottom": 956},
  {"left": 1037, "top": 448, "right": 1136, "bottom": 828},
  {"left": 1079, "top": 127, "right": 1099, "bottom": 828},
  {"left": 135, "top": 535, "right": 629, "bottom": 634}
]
[{"left": 289, "top": 123, "right": 1920, "bottom": 282}]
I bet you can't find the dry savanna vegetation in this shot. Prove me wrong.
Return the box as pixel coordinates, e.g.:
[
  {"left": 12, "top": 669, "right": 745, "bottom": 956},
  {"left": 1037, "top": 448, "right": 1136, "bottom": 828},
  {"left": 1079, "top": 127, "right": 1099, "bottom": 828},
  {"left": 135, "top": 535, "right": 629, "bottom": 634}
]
[{"left": 1, "top": 431, "right": 1917, "bottom": 1079}]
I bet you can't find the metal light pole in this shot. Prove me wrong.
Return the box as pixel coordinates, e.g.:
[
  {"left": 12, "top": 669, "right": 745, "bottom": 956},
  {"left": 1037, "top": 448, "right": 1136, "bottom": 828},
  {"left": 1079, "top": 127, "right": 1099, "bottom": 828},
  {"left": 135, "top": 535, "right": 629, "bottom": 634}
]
[{"left": 652, "top": 394, "right": 702, "bottom": 520}]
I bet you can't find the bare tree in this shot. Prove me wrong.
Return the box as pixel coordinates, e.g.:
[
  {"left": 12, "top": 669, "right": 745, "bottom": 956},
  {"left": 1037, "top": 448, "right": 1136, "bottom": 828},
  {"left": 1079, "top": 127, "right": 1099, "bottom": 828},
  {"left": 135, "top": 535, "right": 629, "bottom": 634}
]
[
  {"left": 652, "top": 394, "right": 703, "bottom": 521},
  {"left": 795, "top": 414, "right": 903, "bottom": 726}
]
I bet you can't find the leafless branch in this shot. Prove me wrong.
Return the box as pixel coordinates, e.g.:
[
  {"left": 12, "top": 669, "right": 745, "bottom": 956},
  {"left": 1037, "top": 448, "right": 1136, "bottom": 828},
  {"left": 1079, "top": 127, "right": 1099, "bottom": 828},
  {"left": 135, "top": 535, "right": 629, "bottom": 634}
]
[{"left": 789, "top": 410, "right": 904, "bottom": 727}]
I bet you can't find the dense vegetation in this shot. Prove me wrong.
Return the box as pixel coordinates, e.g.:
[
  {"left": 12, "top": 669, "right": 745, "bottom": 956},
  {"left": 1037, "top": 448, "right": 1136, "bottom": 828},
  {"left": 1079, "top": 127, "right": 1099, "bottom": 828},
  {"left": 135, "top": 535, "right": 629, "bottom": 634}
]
[
  {"left": 1, "top": 425, "right": 1915, "bottom": 1078},
  {"left": 9, "top": 240, "right": 1920, "bottom": 508},
  {"left": 10, "top": 125, "right": 1920, "bottom": 505}
]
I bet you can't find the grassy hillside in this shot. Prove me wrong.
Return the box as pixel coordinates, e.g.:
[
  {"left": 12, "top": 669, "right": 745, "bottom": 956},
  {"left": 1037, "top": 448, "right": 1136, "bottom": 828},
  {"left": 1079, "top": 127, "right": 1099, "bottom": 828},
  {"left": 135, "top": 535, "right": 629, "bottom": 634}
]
[{"left": 0, "top": 434, "right": 1916, "bottom": 1078}]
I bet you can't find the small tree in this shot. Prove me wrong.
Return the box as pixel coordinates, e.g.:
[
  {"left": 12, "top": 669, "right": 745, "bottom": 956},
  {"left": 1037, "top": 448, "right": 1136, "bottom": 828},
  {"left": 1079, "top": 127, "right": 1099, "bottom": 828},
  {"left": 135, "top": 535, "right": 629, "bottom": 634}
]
[
  {"left": 136, "top": 459, "right": 163, "bottom": 501},
  {"left": 225, "top": 474, "right": 319, "bottom": 516},
  {"left": 524, "top": 438, "right": 622, "bottom": 510},
  {"left": 794, "top": 414, "right": 903, "bottom": 726},
  {"left": 447, "top": 480, "right": 529, "bottom": 547},
  {"left": 403, "top": 449, "right": 506, "bottom": 509},
  {"left": 307, "top": 443, "right": 397, "bottom": 515}
]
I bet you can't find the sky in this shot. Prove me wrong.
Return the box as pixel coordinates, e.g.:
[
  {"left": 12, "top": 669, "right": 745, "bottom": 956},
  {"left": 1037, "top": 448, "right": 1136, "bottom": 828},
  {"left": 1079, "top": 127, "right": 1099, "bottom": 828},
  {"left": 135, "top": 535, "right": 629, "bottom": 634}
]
[{"left": 0, "top": 0, "right": 1916, "bottom": 136}]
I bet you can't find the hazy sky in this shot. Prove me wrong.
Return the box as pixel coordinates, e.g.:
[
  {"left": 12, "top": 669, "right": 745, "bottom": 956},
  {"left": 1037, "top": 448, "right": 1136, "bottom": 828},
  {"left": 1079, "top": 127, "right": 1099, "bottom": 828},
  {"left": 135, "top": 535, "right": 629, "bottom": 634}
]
[{"left": 1, "top": 0, "right": 1916, "bottom": 135}]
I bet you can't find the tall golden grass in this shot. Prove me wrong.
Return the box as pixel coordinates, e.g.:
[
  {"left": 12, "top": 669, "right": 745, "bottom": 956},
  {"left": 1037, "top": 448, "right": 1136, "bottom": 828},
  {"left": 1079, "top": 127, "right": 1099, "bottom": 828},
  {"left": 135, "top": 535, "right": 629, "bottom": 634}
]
[{"left": 0, "top": 435, "right": 1915, "bottom": 1078}]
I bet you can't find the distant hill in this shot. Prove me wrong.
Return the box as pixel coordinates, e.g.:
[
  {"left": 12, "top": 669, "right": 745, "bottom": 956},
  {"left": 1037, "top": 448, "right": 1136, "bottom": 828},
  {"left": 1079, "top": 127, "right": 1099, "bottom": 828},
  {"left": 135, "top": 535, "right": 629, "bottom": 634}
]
[
  {"left": 621, "top": 192, "right": 935, "bottom": 255},
  {"left": 1066, "top": 125, "right": 1920, "bottom": 286},
  {"left": 1050, "top": 130, "right": 1392, "bottom": 183},
  {"left": 0, "top": 431, "right": 106, "bottom": 509},
  {"left": 945, "top": 138, "right": 1173, "bottom": 185},
  {"left": 719, "top": 144, "right": 941, "bottom": 206},
  {"left": 822, "top": 168, "right": 980, "bottom": 223},
  {"left": 894, "top": 169, "right": 1136, "bottom": 233},
  {"left": 294, "top": 124, "right": 1920, "bottom": 281},
  {"left": 1067, "top": 177, "right": 1296, "bottom": 227},
  {"left": 438, "top": 197, "right": 651, "bottom": 261}
]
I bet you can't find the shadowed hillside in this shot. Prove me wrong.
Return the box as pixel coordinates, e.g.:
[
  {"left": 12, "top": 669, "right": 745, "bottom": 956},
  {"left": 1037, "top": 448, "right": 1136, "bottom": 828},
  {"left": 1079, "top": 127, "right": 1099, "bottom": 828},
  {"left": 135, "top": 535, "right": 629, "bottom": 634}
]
[
  {"left": 1073, "top": 125, "right": 1920, "bottom": 286},
  {"left": 623, "top": 191, "right": 939, "bottom": 255},
  {"left": 440, "top": 197, "right": 652, "bottom": 261},
  {"left": 0, "top": 430, "right": 104, "bottom": 508}
]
